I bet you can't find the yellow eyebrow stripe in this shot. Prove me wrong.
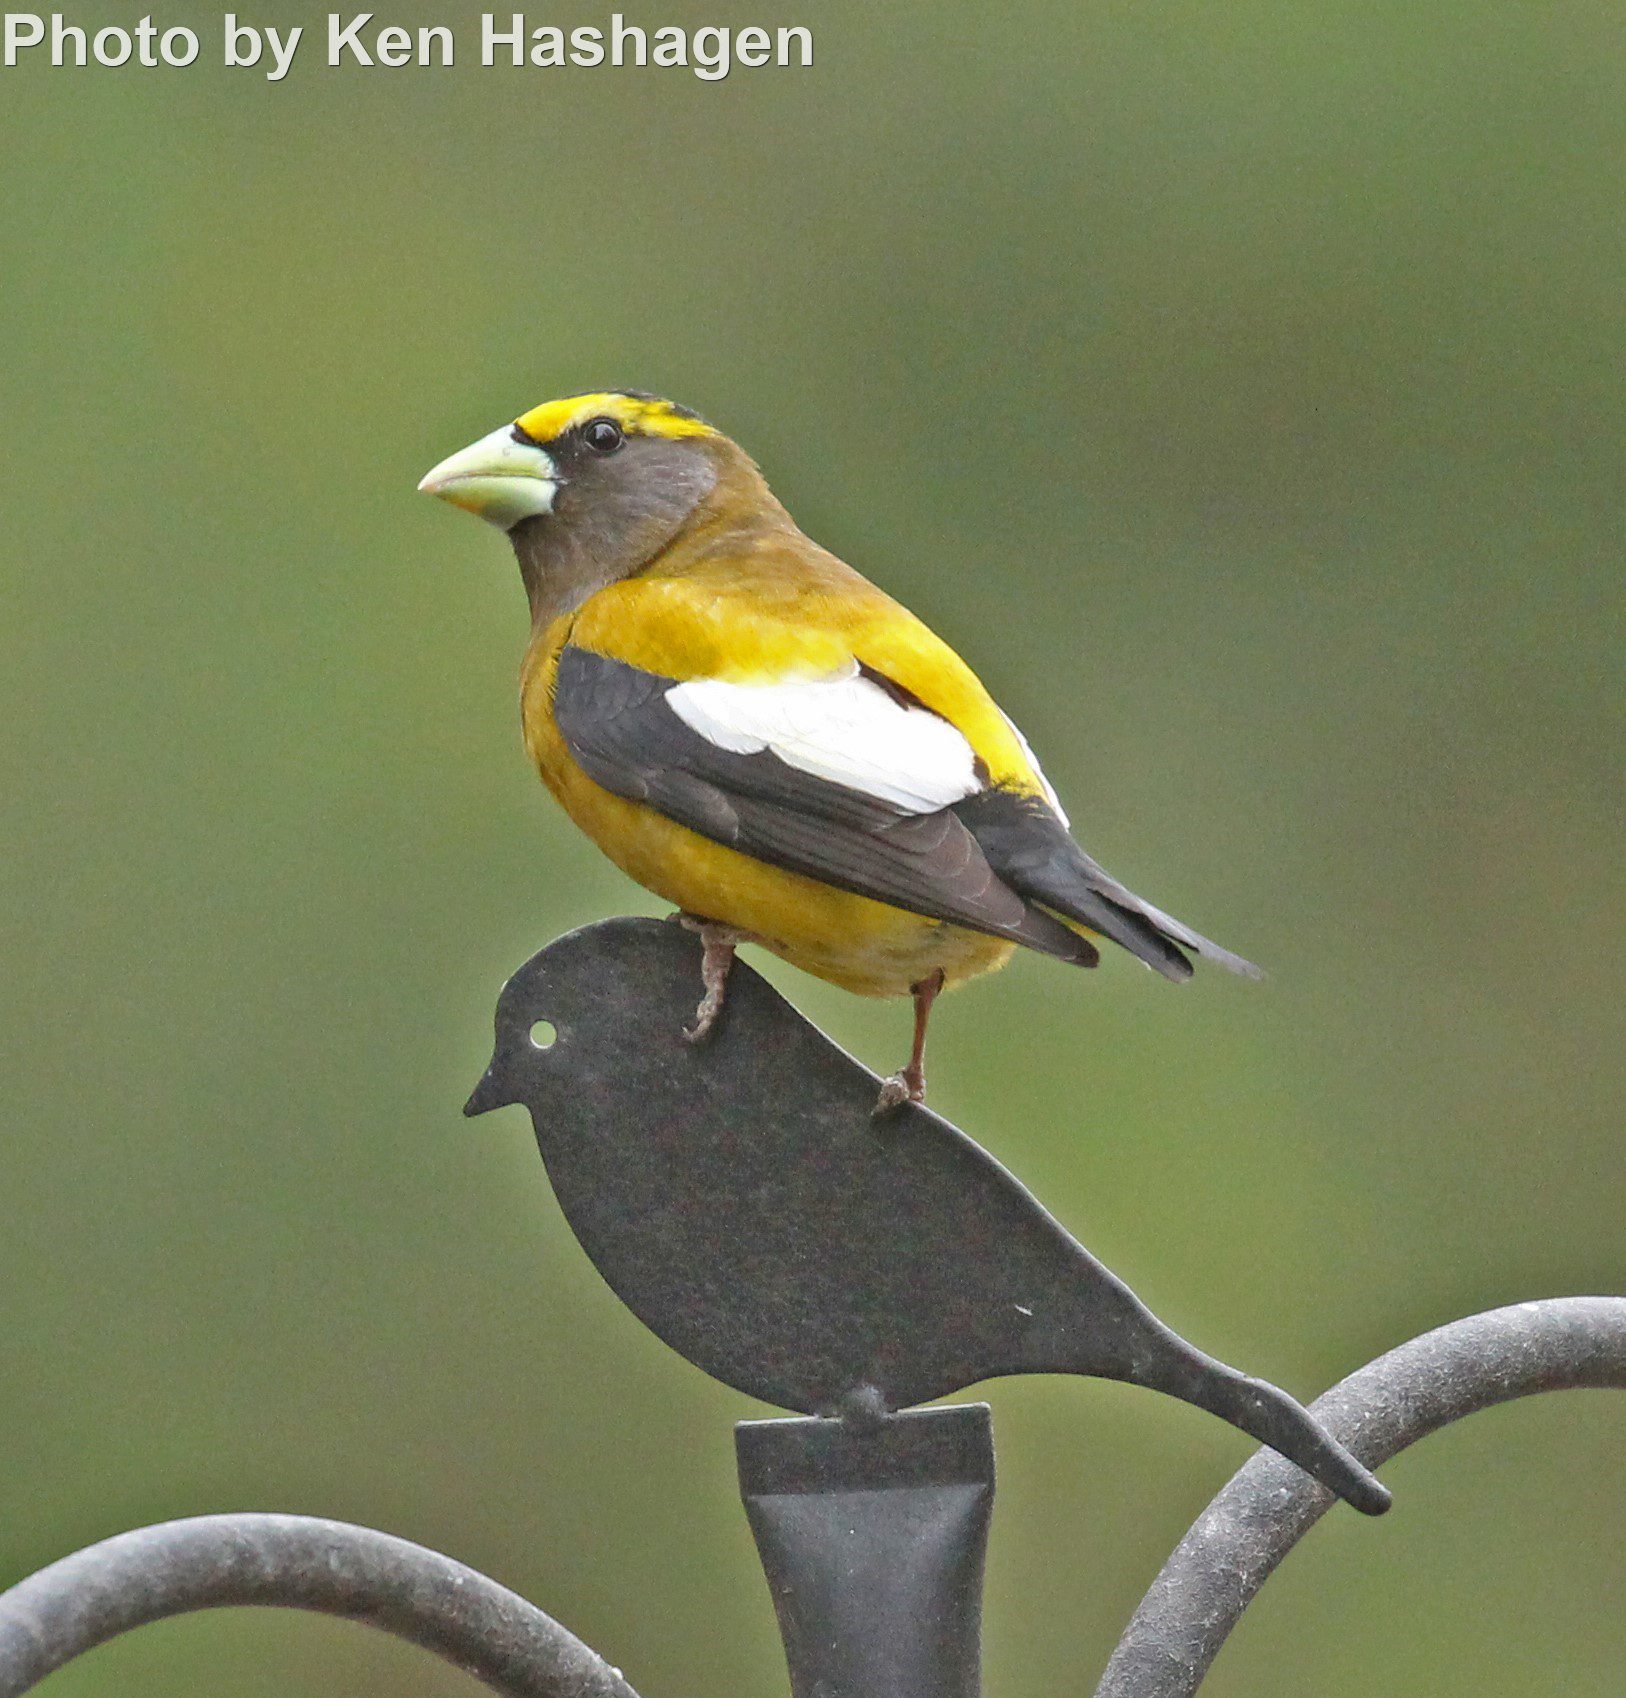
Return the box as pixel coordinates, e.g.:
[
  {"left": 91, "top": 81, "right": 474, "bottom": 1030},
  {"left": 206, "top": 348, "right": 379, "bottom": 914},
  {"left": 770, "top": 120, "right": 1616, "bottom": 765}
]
[{"left": 515, "top": 392, "right": 716, "bottom": 445}]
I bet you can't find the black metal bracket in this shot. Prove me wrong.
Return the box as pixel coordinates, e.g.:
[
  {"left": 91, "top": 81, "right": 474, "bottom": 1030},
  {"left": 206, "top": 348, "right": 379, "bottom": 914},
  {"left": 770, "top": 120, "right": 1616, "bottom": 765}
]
[{"left": 738, "top": 1405, "right": 994, "bottom": 1698}]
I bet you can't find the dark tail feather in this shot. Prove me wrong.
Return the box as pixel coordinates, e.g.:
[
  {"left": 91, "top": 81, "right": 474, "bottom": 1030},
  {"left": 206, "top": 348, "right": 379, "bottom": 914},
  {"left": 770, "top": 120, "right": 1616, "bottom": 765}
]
[
  {"left": 1119, "top": 889, "right": 1264, "bottom": 979},
  {"left": 1038, "top": 885, "right": 1197, "bottom": 981},
  {"left": 1035, "top": 853, "right": 1263, "bottom": 982},
  {"left": 954, "top": 790, "right": 1262, "bottom": 981}
]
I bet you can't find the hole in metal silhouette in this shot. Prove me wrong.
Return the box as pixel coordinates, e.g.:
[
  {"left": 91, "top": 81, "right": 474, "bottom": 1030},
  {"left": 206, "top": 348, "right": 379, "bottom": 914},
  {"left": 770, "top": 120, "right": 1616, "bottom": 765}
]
[{"left": 467, "top": 916, "right": 1390, "bottom": 1516}]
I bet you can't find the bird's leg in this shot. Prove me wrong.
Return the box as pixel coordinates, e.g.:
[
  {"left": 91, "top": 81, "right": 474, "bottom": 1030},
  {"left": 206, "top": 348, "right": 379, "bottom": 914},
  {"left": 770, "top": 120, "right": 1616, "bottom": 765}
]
[
  {"left": 677, "top": 915, "right": 753, "bottom": 1044},
  {"left": 874, "top": 968, "right": 946, "bottom": 1115}
]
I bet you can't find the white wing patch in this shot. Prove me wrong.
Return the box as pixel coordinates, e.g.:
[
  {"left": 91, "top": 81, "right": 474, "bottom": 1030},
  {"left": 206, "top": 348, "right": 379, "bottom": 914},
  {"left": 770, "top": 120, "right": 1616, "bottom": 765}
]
[
  {"left": 999, "top": 708, "right": 1070, "bottom": 828},
  {"left": 665, "top": 662, "right": 981, "bottom": 814}
]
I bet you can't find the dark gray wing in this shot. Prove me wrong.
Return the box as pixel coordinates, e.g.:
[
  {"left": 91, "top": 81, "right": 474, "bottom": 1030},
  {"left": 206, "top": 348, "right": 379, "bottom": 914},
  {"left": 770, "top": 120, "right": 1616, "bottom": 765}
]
[{"left": 551, "top": 646, "right": 1097, "bottom": 965}]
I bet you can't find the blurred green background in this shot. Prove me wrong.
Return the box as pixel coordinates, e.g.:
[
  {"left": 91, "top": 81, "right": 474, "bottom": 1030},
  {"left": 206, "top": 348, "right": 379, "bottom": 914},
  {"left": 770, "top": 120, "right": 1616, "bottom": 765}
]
[{"left": 2, "top": 2, "right": 1622, "bottom": 1693}]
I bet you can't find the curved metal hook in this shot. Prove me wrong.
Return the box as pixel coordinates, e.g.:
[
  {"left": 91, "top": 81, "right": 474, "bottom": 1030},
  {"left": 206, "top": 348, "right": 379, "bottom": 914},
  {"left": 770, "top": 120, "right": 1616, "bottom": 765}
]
[
  {"left": 0, "top": 1512, "right": 639, "bottom": 1698},
  {"left": 1095, "top": 1295, "right": 1626, "bottom": 1697}
]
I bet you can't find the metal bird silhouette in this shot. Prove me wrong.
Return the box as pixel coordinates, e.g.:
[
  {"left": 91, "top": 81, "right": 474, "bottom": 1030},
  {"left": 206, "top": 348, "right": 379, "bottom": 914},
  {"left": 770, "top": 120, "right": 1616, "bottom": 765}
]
[{"left": 466, "top": 916, "right": 1390, "bottom": 1515}]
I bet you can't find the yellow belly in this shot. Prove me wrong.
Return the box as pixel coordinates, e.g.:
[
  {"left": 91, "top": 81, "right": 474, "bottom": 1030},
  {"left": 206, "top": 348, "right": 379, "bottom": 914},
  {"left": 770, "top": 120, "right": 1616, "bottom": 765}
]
[{"left": 527, "top": 712, "right": 1015, "bottom": 998}]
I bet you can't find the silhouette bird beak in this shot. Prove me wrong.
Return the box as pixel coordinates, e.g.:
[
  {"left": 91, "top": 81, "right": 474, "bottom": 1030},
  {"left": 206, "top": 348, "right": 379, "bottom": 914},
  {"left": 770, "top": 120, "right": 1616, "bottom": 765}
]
[{"left": 464, "top": 1063, "right": 514, "bottom": 1118}]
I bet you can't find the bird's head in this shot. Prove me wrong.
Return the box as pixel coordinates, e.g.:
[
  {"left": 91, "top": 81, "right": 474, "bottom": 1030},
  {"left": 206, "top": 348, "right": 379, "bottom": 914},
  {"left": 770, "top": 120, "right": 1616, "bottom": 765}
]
[
  {"left": 419, "top": 390, "right": 771, "bottom": 618},
  {"left": 463, "top": 917, "right": 702, "bottom": 1126},
  {"left": 463, "top": 949, "right": 562, "bottom": 1119}
]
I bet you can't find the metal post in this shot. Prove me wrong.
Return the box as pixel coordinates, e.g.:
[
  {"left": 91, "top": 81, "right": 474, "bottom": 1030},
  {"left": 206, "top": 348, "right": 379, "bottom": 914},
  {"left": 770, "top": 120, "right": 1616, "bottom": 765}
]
[{"left": 737, "top": 1405, "right": 994, "bottom": 1698}]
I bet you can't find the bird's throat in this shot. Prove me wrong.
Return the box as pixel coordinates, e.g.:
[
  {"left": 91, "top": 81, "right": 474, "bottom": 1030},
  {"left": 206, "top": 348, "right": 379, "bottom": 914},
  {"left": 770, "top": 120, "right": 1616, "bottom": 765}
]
[{"left": 510, "top": 519, "right": 620, "bottom": 629}]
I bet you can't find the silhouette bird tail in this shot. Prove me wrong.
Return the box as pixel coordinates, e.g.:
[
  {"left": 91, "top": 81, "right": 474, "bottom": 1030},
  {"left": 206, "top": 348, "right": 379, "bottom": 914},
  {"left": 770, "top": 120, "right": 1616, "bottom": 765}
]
[
  {"left": 1136, "top": 1342, "right": 1391, "bottom": 1514},
  {"left": 1042, "top": 1260, "right": 1390, "bottom": 1514}
]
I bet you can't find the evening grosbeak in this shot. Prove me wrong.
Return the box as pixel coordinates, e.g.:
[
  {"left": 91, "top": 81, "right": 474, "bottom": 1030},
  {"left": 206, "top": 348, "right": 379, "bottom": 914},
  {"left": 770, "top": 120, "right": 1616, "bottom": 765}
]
[{"left": 420, "top": 391, "right": 1259, "bottom": 1109}]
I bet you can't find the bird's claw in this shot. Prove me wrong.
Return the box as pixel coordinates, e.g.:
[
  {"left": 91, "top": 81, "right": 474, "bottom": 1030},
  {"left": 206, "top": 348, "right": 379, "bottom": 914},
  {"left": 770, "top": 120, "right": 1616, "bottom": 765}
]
[
  {"left": 873, "top": 1072, "right": 923, "bottom": 1116},
  {"left": 683, "top": 994, "right": 723, "bottom": 1045}
]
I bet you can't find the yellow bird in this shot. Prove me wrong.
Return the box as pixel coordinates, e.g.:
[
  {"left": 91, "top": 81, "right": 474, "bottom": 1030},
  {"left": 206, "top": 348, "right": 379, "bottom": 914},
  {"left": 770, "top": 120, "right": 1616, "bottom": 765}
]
[{"left": 420, "top": 391, "right": 1258, "bottom": 1109}]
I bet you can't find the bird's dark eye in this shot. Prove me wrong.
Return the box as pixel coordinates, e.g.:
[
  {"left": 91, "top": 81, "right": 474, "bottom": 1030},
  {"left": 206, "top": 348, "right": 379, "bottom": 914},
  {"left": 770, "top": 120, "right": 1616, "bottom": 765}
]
[{"left": 583, "top": 417, "right": 624, "bottom": 454}]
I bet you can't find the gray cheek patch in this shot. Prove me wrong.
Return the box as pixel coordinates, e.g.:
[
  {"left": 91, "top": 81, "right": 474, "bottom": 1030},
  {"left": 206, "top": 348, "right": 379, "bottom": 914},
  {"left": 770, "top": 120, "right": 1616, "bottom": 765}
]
[
  {"left": 515, "top": 440, "right": 719, "bottom": 623},
  {"left": 566, "top": 438, "right": 718, "bottom": 565}
]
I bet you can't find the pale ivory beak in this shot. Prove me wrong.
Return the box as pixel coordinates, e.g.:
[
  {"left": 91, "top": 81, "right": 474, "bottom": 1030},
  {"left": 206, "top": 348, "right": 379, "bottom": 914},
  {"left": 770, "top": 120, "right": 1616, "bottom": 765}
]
[{"left": 418, "top": 424, "right": 560, "bottom": 529}]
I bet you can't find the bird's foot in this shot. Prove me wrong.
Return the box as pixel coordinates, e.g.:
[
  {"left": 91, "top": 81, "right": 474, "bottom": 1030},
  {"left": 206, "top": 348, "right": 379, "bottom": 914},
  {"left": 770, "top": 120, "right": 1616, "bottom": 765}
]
[
  {"left": 873, "top": 1066, "right": 925, "bottom": 1116},
  {"left": 678, "top": 916, "right": 753, "bottom": 1044},
  {"left": 872, "top": 969, "right": 942, "bottom": 1115}
]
